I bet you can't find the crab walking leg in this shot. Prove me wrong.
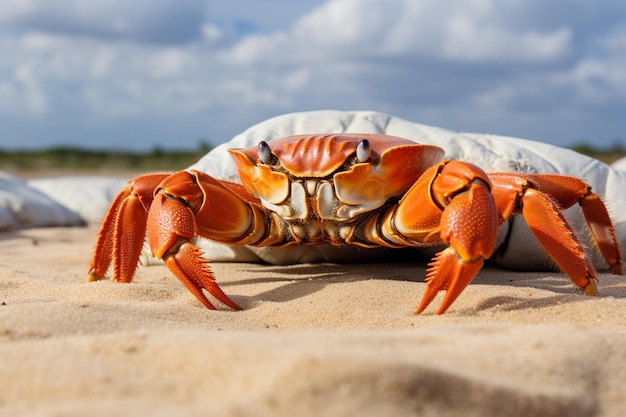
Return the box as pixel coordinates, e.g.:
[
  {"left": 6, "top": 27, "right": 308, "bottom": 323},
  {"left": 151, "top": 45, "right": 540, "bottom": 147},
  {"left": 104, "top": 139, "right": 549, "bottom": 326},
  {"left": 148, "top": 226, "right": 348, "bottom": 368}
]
[
  {"left": 528, "top": 174, "right": 622, "bottom": 275},
  {"left": 489, "top": 174, "right": 599, "bottom": 295},
  {"left": 87, "top": 188, "right": 129, "bottom": 281},
  {"left": 111, "top": 193, "right": 148, "bottom": 282},
  {"left": 88, "top": 173, "right": 171, "bottom": 283},
  {"left": 394, "top": 161, "right": 499, "bottom": 314},
  {"left": 578, "top": 192, "right": 623, "bottom": 274},
  {"left": 521, "top": 189, "right": 598, "bottom": 295}
]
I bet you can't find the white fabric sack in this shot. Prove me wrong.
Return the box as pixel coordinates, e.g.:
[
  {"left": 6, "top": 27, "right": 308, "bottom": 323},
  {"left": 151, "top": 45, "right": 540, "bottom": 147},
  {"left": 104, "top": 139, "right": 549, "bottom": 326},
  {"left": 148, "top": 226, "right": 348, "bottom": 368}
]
[
  {"left": 188, "top": 110, "right": 626, "bottom": 270},
  {"left": 0, "top": 173, "right": 85, "bottom": 230},
  {"left": 28, "top": 176, "right": 128, "bottom": 224}
]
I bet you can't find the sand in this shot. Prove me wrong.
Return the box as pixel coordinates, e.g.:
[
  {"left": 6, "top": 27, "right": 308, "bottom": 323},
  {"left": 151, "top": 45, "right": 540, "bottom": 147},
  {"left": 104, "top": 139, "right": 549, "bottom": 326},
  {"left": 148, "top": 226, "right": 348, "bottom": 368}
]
[{"left": 1, "top": 225, "right": 625, "bottom": 417}]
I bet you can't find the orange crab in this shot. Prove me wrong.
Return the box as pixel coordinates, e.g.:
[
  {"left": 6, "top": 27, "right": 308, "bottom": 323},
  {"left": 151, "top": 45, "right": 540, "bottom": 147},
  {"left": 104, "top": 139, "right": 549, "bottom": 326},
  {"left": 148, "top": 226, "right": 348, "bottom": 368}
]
[{"left": 88, "top": 134, "right": 623, "bottom": 314}]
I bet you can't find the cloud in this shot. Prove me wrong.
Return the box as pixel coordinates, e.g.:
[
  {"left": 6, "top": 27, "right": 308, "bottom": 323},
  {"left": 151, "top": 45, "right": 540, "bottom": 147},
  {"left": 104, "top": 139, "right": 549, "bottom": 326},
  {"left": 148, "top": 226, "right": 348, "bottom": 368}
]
[
  {"left": 0, "top": 0, "right": 206, "bottom": 44},
  {"left": 215, "top": 0, "right": 626, "bottom": 143},
  {"left": 236, "top": 0, "right": 576, "bottom": 64},
  {"left": 0, "top": 0, "right": 625, "bottom": 150},
  {"left": 0, "top": 63, "right": 47, "bottom": 116}
]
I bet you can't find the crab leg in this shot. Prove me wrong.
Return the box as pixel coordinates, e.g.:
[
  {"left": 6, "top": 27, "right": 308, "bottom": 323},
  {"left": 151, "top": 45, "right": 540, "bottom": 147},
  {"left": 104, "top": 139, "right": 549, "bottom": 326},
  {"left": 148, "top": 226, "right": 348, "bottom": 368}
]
[
  {"left": 579, "top": 192, "right": 623, "bottom": 274},
  {"left": 489, "top": 174, "right": 601, "bottom": 295},
  {"left": 88, "top": 173, "right": 170, "bottom": 283},
  {"left": 394, "top": 161, "right": 499, "bottom": 314},
  {"left": 527, "top": 174, "right": 622, "bottom": 274},
  {"left": 521, "top": 189, "right": 597, "bottom": 294},
  {"left": 87, "top": 188, "right": 130, "bottom": 281}
]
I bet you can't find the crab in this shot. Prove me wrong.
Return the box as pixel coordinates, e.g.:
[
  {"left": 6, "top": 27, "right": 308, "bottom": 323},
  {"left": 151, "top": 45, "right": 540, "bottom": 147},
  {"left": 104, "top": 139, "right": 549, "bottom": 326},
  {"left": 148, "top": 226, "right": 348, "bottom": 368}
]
[{"left": 88, "top": 134, "right": 623, "bottom": 314}]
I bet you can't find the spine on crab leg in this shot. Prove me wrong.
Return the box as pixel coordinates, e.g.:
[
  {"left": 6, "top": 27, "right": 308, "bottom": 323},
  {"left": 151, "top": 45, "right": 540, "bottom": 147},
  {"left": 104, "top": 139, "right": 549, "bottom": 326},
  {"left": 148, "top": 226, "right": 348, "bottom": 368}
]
[
  {"left": 393, "top": 161, "right": 499, "bottom": 314},
  {"left": 87, "top": 173, "right": 171, "bottom": 283}
]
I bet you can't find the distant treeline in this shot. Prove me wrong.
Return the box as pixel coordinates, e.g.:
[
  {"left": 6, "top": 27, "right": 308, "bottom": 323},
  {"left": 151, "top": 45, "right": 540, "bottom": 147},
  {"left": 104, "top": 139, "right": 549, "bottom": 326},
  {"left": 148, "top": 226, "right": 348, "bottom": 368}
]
[
  {"left": 0, "top": 142, "right": 213, "bottom": 173},
  {"left": 570, "top": 142, "right": 626, "bottom": 164}
]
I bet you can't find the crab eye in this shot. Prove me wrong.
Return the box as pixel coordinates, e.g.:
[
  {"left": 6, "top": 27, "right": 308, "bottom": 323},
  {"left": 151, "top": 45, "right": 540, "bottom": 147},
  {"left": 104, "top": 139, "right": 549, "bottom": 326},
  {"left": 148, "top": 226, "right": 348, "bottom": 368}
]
[
  {"left": 356, "top": 139, "right": 371, "bottom": 162},
  {"left": 258, "top": 140, "right": 273, "bottom": 164}
]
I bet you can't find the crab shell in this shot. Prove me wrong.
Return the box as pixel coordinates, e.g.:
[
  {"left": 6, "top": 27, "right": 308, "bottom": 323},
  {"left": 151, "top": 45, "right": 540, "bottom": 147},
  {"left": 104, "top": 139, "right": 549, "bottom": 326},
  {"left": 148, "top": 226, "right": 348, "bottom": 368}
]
[{"left": 227, "top": 134, "right": 446, "bottom": 219}]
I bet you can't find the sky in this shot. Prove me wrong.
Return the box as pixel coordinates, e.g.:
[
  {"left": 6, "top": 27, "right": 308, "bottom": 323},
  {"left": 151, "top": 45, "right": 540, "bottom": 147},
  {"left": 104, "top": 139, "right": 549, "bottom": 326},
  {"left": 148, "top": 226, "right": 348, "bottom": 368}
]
[{"left": 0, "top": 0, "right": 625, "bottom": 151}]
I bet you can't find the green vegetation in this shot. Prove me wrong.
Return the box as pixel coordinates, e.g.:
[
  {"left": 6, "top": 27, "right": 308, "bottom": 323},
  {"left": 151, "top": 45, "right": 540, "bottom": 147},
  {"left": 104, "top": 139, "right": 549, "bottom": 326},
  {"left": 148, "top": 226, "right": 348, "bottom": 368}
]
[
  {"left": 570, "top": 142, "right": 626, "bottom": 165},
  {"left": 0, "top": 142, "right": 213, "bottom": 176}
]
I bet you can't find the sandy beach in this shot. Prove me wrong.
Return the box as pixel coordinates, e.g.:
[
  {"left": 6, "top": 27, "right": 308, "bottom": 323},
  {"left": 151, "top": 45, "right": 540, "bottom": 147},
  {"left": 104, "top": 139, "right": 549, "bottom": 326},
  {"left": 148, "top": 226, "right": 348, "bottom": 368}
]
[
  {"left": 1, "top": 225, "right": 625, "bottom": 416},
  {"left": 2, "top": 111, "right": 626, "bottom": 416}
]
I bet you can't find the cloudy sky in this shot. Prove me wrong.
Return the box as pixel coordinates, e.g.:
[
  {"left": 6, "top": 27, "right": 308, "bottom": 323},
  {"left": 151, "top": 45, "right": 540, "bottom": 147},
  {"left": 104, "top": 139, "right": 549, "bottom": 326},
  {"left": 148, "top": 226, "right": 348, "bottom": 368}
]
[{"left": 1, "top": 0, "right": 625, "bottom": 151}]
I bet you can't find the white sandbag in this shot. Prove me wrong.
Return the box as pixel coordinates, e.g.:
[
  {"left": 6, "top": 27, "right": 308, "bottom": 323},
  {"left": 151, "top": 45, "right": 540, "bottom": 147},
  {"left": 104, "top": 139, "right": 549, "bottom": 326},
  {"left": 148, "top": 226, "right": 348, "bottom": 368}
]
[
  {"left": 189, "top": 110, "right": 626, "bottom": 270},
  {"left": 0, "top": 172, "right": 85, "bottom": 230},
  {"left": 28, "top": 176, "right": 128, "bottom": 224}
]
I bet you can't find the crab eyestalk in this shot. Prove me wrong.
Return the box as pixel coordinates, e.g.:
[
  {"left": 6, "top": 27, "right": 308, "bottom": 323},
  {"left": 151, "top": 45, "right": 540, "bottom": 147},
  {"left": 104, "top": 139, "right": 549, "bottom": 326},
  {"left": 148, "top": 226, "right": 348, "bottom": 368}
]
[
  {"left": 356, "top": 139, "right": 371, "bottom": 162},
  {"left": 258, "top": 140, "right": 273, "bottom": 164}
]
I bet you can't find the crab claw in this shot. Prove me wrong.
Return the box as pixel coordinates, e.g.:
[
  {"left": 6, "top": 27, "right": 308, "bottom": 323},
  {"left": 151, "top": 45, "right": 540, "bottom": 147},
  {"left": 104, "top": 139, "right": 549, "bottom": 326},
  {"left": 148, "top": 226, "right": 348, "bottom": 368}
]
[
  {"left": 147, "top": 191, "right": 241, "bottom": 310},
  {"left": 414, "top": 178, "right": 497, "bottom": 314},
  {"left": 162, "top": 241, "right": 241, "bottom": 311},
  {"left": 413, "top": 162, "right": 498, "bottom": 314},
  {"left": 416, "top": 248, "right": 484, "bottom": 314}
]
